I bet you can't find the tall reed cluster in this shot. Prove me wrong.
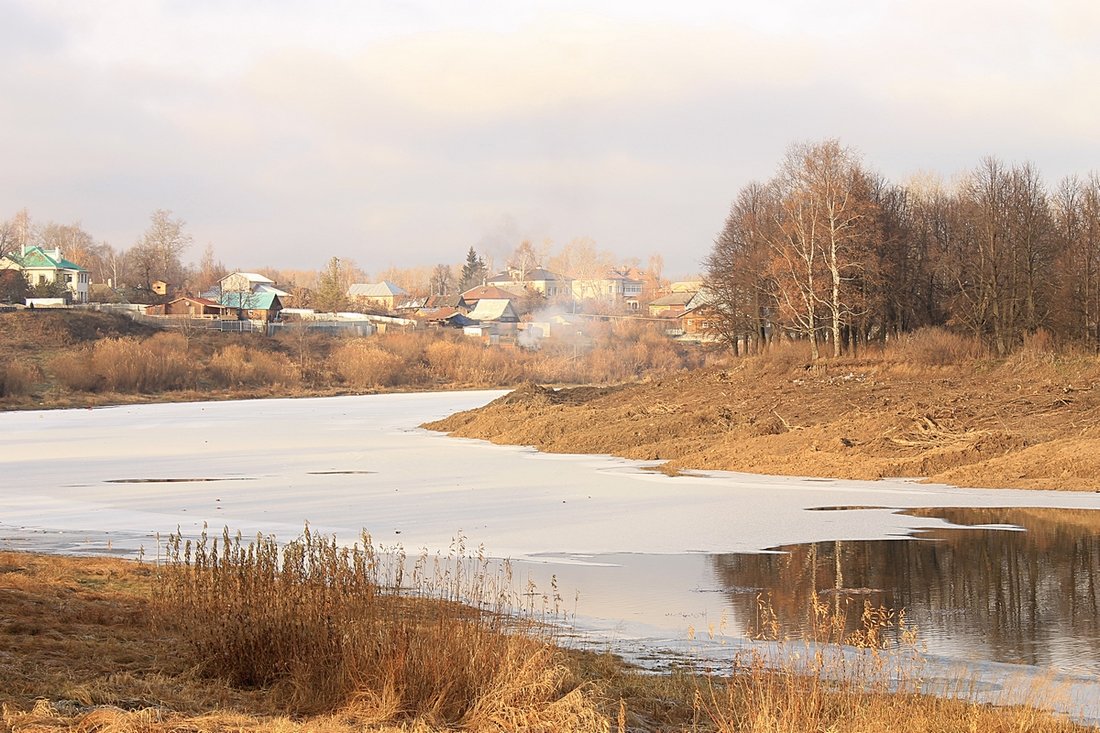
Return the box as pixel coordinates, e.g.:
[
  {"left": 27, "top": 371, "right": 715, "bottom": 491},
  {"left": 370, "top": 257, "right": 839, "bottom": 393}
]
[
  {"left": 50, "top": 332, "right": 192, "bottom": 392},
  {"left": 154, "top": 526, "right": 603, "bottom": 730},
  {"left": 0, "top": 359, "right": 37, "bottom": 397}
]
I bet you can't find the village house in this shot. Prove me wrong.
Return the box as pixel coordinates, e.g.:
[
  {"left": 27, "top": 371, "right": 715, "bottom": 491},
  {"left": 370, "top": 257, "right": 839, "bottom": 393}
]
[
  {"left": 218, "top": 272, "right": 290, "bottom": 298},
  {"left": 486, "top": 267, "right": 572, "bottom": 298},
  {"left": 570, "top": 268, "right": 644, "bottom": 308},
  {"left": 460, "top": 285, "right": 521, "bottom": 308},
  {"left": 0, "top": 244, "right": 89, "bottom": 303},
  {"left": 466, "top": 298, "right": 519, "bottom": 324},
  {"left": 347, "top": 281, "right": 408, "bottom": 310},
  {"left": 647, "top": 291, "right": 697, "bottom": 317},
  {"left": 145, "top": 296, "right": 229, "bottom": 318},
  {"left": 219, "top": 291, "right": 283, "bottom": 322}
]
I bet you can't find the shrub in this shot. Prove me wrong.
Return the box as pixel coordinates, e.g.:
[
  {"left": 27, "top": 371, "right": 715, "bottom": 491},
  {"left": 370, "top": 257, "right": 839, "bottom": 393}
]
[
  {"left": 0, "top": 360, "right": 37, "bottom": 397},
  {"left": 91, "top": 333, "right": 191, "bottom": 392},
  {"left": 48, "top": 349, "right": 100, "bottom": 391},
  {"left": 208, "top": 344, "right": 300, "bottom": 388},
  {"left": 330, "top": 339, "right": 410, "bottom": 388},
  {"left": 890, "top": 327, "right": 984, "bottom": 367}
]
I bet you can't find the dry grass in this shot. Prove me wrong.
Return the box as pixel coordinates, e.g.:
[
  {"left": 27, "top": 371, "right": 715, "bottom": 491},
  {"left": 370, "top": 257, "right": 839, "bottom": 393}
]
[
  {"left": 47, "top": 333, "right": 193, "bottom": 393},
  {"left": 154, "top": 526, "right": 603, "bottom": 730},
  {"left": 331, "top": 340, "right": 414, "bottom": 388},
  {"left": 6, "top": 310, "right": 703, "bottom": 406},
  {"left": 0, "top": 360, "right": 37, "bottom": 397},
  {"left": 1, "top": 548, "right": 1094, "bottom": 733},
  {"left": 888, "top": 327, "right": 987, "bottom": 367},
  {"left": 208, "top": 344, "right": 301, "bottom": 388}
]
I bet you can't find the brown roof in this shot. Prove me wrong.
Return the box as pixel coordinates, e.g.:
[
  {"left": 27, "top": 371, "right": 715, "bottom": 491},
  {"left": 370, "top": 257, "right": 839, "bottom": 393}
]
[
  {"left": 169, "top": 296, "right": 224, "bottom": 307},
  {"left": 461, "top": 285, "right": 520, "bottom": 301}
]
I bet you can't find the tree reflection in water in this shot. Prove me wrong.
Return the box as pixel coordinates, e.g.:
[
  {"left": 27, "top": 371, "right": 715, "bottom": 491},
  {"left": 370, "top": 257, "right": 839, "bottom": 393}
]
[{"left": 709, "top": 508, "right": 1100, "bottom": 674}]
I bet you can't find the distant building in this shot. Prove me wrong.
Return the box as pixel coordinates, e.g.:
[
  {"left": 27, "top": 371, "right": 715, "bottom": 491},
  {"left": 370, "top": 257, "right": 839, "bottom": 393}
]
[
  {"left": 347, "top": 281, "right": 408, "bottom": 310},
  {"left": 0, "top": 244, "right": 89, "bottom": 303},
  {"left": 145, "top": 296, "right": 229, "bottom": 318},
  {"left": 460, "top": 285, "right": 521, "bottom": 308},
  {"left": 571, "top": 268, "right": 644, "bottom": 307},
  {"left": 219, "top": 291, "right": 283, "bottom": 322},
  {"left": 218, "top": 272, "right": 290, "bottom": 298},
  {"left": 486, "top": 267, "right": 572, "bottom": 298},
  {"left": 466, "top": 298, "right": 520, "bottom": 323},
  {"left": 647, "top": 291, "right": 697, "bottom": 316}
]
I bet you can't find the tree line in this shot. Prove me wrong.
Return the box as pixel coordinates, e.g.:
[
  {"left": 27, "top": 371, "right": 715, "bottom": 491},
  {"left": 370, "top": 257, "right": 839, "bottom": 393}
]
[{"left": 705, "top": 140, "right": 1100, "bottom": 357}]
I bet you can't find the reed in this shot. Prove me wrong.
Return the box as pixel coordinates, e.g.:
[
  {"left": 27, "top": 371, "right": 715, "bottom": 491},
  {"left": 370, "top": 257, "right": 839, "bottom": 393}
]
[
  {"left": 154, "top": 525, "right": 603, "bottom": 729},
  {"left": 0, "top": 359, "right": 37, "bottom": 397}
]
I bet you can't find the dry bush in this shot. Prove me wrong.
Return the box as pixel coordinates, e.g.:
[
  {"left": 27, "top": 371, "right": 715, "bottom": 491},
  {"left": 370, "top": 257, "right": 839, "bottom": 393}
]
[
  {"left": 155, "top": 527, "right": 604, "bottom": 730},
  {"left": 378, "top": 331, "right": 430, "bottom": 365},
  {"left": 48, "top": 348, "right": 100, "bottom": 391},
  {"left": 209, "top": 344, "right": 300, "bottom": 388},
  {"left": 330, "top": 339, "right": 413, "bottom": 388},
  {"left": 743, "top": 339, "right": 816, "bottom": 375},
  {"left": 0, "top": 360, "right": 38, "bottom": 397},
  {"left": 889, "top": 327, "right": 984, "bottom": 367},
  {"left": 88, "top": 332, "right": 192, "bottom": 392}
]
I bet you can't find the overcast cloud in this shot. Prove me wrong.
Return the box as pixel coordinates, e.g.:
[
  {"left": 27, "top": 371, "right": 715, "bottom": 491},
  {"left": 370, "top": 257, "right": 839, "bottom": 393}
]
[{"left": 2, "top": 0, "right": 1097, "bottom": 276}]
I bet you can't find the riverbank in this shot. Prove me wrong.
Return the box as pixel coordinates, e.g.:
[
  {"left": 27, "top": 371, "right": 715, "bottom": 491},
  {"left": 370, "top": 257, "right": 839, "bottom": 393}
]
[
  {"left": 2, "top": 549, "right": 1095, "bottom": 733},
  {"left": 426, "top": 340, "right": 1100, "bottom": 491},
  {"left": 0, "top": 310, "right": 703, "bottom": 411}
]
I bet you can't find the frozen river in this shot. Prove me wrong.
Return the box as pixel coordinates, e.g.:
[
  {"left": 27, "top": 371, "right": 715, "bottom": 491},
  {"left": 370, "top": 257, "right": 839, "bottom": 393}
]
[{"left": 2, "top": 391, "right": 1100, "bottom": 720}]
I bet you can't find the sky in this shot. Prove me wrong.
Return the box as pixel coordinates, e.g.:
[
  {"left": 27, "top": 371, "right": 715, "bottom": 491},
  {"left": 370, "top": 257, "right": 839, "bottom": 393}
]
[{"left": 2, "top": 1, "right": 1098, "bottom": 278}]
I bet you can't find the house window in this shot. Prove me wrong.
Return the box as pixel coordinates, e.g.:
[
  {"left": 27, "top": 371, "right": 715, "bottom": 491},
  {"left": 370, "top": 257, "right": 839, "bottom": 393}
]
[
  {"left": 38, "top": 275, "right": 46, "bottom": 285},
  {"left": 65, "top": 274, "right": 73, "bottom": 283}
]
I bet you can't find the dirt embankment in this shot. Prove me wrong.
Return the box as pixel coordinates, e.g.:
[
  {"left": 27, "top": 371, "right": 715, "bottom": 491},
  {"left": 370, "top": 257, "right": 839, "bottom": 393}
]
[{"left": 425, "top": 353, "right": 1100, "bottom": 491}]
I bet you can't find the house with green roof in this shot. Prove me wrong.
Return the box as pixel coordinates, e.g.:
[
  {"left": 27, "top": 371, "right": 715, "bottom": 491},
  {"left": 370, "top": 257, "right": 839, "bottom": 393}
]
[
  {"left": 218, "top": 290, "right": 283, "bottom": 322},
  {"left": 0, "top": 245, "right": 89, "bottom": 303}
]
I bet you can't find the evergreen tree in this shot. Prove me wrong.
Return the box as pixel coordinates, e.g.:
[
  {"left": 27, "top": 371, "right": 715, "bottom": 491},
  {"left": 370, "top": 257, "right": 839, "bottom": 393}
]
[
  {"left": 315, "top": 256, "right": 349, "bottom": 312},
  {"left": 458, "top": 246, "right": 486, "bottom": 291}
]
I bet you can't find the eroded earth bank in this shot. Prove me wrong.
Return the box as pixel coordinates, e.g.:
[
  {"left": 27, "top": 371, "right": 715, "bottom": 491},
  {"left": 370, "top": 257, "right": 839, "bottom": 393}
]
[{"left": 426, "top": 351, "right": 1100, "bottom": 491}]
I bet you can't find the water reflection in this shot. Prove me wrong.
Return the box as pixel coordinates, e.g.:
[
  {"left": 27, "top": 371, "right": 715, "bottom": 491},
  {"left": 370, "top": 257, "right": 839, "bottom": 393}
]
[{"left": 710, "top": 508, "right": 1100, "bottom": 673}]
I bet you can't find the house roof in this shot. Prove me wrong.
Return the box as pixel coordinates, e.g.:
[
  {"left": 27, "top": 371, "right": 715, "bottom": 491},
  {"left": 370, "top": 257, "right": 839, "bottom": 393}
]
[
  {"left": 467, "top": 298, "right": 518, "bottom": 322},
  {"left": 3, "top": 246, "right": 85, "bottom": 272},
  {"left": 169, "top": 296, "right": 224, "bottom": 307},
  {"left": 219, "top": 291, "right": 281, "bottom": 309},
  {"left": 649, "top": 292, "right": 697, "bottom": 307},
  {"left": 396, "top": 297, "right": 430, "bottom": 310},
  {"left": 488, "top": 268, "right": 568, "bottom": 283},
  {"left": 348, "top": 281, "right": 408, "bottom": 298},
  {"left": 254, "top": 283, "right": 290, "bottom": 297},
  {"left": 461, "top": 284, "right": 520, "bottom": 301},
  {"left": 221, "top": 272, "right": 274, "bottom": 285},
  {"left": 425, "top": 293, "right": 467, "bottom": 309}
]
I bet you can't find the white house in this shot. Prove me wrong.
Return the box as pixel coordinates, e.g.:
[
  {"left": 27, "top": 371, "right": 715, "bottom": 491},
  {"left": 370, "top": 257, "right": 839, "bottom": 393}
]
[
  {"left": 0, "top": 245, "right": 89, "bottom": 303},
  {"left": 486, "top": 267, "right": 572, "bottom": 298},
  {"left": 347, "top": 281, "right": 408, "bottom": 310},
  {"left": 218, "top": 272, "right": 290, "bottom": 298}
]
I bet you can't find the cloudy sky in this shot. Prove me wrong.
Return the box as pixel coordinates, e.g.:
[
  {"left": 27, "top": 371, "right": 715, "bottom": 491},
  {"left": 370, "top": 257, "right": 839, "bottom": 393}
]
[{"left": 2, "top": 1, "right": 1097, "bottom": 277}]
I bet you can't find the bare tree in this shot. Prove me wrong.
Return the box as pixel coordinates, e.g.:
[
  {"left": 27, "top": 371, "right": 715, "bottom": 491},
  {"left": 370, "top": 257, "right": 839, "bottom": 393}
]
[
  {"left": 506, "top": 239, "right": 549, "bottom": 281},
  {"left": 1052, "top": 175, "right": 1100, "bottom": 347},
  {"left": 1, "top": 209, "right": 35, "bottom": 260},
  {"left": 430, "top": 263, "right": 455, "bottom": 296},
  {"left": 193, "top": 244, "right": 227, "bottom": 294},
  {"left": 130, "top": 209, "right": 192, "bottom": 289},
  {"left": 705, "top": 182, "right": 777, "bottom": 354}
]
